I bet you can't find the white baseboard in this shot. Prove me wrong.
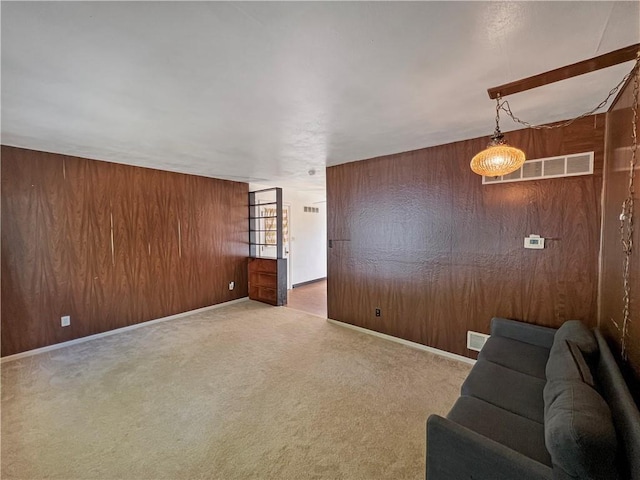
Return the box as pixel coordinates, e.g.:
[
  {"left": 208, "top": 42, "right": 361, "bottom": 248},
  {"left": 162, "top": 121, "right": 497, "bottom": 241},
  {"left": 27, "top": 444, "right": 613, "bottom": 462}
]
[
  {"left": 1, "top": 297, "right": 249, "bottom": 364},
  {"left": 327, "top": 318, "right": 476, "bottom": 365}
]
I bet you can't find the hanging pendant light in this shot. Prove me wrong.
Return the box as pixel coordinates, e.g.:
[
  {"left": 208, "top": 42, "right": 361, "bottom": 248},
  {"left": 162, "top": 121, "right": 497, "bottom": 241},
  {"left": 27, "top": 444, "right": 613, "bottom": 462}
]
[{"left": 471, "top": 97, "right": 525, "bottom": 177}]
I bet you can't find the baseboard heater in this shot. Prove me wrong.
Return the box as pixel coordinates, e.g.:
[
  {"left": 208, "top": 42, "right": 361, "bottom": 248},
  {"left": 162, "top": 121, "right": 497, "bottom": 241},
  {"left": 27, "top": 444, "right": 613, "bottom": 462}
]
[{"left": 292, "top": 277, "right": 326, "bottom": 288}]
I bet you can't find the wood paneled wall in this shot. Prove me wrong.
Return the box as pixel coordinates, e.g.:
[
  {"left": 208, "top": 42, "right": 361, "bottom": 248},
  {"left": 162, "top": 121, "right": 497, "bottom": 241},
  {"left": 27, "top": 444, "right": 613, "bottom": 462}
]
[
  {"left": 327, "top": 115, "right": 605, "bottom": 358},
  {"left": 1, "top": 146, "right": 248, "bottom": 356},
  {"left": 600, "top": 78, "right": 640, "bottom": 397}
]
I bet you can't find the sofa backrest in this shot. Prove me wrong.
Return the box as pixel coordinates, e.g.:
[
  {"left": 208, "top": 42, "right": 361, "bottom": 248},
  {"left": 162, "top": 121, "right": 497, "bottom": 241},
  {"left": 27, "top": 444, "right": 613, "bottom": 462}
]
[{"left": 594, "top": 328, "right": 640, "bottom": 480}]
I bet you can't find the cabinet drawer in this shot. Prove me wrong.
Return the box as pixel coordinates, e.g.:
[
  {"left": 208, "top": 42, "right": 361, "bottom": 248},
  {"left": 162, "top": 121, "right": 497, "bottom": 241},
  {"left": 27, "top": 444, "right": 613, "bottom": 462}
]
[
  {"left": 257, "top": 286, "right": 277, "bottom": 304},
  {"left": 249, "top": 258, "right": 277, "bottom": 273},
  {"left": 249, "top": 272, "right": 277, "bottom": 288},
  {"left": 257, "top": 273, "right": 277, "bottom": 288}
]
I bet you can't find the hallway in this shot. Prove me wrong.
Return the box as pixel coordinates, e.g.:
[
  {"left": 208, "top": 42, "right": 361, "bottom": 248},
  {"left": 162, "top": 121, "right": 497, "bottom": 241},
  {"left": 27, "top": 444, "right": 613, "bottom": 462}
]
[{"left": 286, "top": 279, "right": 327, "bottom": 318}]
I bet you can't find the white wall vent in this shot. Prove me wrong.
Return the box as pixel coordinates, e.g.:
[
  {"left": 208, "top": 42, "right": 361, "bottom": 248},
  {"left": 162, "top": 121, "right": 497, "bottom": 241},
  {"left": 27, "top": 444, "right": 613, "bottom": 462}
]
[
  {"left": 467, "top": 331, "right": 490, "bottom": 352},
  {"left": 483, "top": 152, "right": 594, "bottom": 185}
]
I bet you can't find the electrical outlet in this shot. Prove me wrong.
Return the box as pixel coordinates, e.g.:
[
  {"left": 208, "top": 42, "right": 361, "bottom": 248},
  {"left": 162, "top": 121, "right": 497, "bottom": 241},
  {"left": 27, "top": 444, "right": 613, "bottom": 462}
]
[
  {"left": 229, "top": 281, "right": 235, "bottom": 290},
  {"left": 375, "top": 308, "right": 381, "bottom": 317},
  {"left": 61, "top": 315, "right": 71, "bottom": 327}
]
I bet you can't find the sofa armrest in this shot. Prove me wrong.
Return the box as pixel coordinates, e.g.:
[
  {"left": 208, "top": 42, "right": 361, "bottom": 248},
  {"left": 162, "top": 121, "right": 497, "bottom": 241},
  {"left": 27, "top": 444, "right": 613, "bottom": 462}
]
[
  {"left": 490, "top": 317, "right": 556, "bottom": 349},
  {"left": 426, "top": 415, "right": 552, "bottom": 480}
]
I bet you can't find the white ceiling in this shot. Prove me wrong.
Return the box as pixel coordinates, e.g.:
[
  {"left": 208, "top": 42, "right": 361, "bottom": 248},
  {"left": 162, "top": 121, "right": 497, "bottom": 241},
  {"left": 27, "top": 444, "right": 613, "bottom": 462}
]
[{"left": 2, "top": 2, "right": 639, "bottom": 193}]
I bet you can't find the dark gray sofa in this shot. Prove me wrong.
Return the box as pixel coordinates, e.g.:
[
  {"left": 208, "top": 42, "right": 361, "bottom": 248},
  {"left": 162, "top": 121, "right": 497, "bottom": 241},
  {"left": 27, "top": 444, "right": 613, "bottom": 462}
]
[{"left": 426, "top": 318, "right": 640, "bottom": 480}]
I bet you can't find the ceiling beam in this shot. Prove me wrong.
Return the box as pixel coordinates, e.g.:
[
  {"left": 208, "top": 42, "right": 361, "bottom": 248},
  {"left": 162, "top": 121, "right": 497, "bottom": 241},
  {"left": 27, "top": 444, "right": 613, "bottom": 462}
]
[{"left": 487, "top": 43, "right": 640, "bottom": 99}]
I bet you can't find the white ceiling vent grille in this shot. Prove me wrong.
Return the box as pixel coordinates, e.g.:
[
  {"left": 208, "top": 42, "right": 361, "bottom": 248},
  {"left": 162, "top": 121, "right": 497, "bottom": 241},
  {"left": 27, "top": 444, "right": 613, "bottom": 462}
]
[
  {"left": 467, "top": 331, "right": 490, "bottom": 352},
  {"left": 483, "top": 152, "right": 594, "bottom": 185}
]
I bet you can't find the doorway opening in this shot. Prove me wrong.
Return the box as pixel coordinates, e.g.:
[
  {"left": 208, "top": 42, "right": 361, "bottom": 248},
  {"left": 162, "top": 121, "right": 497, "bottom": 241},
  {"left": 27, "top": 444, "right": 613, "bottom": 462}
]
[{"left": 286, "top": 279, "right": 327, "bottom": 318}]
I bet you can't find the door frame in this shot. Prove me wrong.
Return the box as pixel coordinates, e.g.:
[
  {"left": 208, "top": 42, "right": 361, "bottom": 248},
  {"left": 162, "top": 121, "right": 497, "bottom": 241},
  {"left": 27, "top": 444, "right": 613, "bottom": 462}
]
[{"left": 283, "top": 203, "right": 292, "bottom": 290}]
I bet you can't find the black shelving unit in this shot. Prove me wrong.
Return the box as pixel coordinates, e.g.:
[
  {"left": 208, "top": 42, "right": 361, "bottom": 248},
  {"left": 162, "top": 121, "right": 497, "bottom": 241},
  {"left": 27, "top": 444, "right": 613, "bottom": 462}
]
[{"left": 248, "top": 187, "right": 283, "bottom": 259}]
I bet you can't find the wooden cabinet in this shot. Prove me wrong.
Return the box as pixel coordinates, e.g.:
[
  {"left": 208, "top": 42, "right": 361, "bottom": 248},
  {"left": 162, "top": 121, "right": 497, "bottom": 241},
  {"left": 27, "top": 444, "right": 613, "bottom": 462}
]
[{"left": 248, "top": 258, "right": 287, "bottom": 306}]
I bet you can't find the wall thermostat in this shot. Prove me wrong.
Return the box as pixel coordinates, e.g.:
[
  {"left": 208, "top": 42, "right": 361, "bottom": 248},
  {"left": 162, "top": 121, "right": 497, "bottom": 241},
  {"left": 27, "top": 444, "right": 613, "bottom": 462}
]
[{"left": 524, "top": 234, "right": 545, "bottom": 249}]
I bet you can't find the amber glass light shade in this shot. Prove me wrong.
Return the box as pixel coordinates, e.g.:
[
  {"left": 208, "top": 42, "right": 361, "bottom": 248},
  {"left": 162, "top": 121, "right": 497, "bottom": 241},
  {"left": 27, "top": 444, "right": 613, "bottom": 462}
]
[{"left": 470, "top": 143, "right": 526, "bottom": 177}]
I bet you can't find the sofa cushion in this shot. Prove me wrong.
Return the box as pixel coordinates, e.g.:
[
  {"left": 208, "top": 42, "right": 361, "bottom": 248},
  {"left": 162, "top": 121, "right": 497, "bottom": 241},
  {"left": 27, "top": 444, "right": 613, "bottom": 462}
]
[
  {"left": 478, "top": 336, "right": 549, "bottom": 379},
  {"left": 566, "top": 341, "right": 595, "bottom": 385},
  {"left": 490, "top": 317, "right": 556, "bottom": 348},
  {"left": 544, "top": 381, "right": 618, "bottom": 479},
  {"left": 461, "top": 360, "right": 545, "bottom": 423},
  {"left": 447, "top": 395, "right": 552, "bottom": 467},
  {"left": 553, "top": 320, "right": 598, "bottom": 361},
  {"left": 545, "top": 339, "right": 595, "bottom": 387}
]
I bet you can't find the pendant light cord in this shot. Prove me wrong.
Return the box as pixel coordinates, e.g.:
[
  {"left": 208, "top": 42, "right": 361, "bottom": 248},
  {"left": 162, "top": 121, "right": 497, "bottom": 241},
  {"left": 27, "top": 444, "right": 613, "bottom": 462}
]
[
  {"left": 498, "top": 56, "right": 640, "bottom": 130},
  {"left": 618, "top": 51, "right": 640, "bottom": 361},
  {"left": 491, "top": 96, "right": 505, "bottom": 141}
]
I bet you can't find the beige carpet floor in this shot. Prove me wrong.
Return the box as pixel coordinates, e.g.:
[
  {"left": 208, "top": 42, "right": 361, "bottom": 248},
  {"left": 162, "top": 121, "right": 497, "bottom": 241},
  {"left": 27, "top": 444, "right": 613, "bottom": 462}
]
[{"left": 1, "top": 300, "right": 471, "bottom": 480}]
